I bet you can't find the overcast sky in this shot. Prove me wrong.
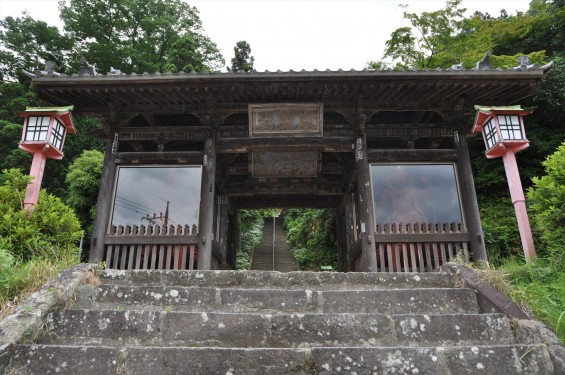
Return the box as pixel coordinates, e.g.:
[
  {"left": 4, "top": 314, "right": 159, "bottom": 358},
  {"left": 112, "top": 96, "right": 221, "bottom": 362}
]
[{"left": 1, "top": 0, "right": 531, "bottom": 71}]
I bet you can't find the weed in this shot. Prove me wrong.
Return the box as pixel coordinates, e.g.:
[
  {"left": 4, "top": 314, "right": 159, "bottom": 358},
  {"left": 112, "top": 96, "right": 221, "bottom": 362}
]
[
  {"left": 83, "top": 270, "right": 101, "bottom": 286},
  {"left": 494, "top": 258, "right": 565, "bottom": 342},
  {"left": 1, "top": 256, "right": 78, "bottom": 318}
]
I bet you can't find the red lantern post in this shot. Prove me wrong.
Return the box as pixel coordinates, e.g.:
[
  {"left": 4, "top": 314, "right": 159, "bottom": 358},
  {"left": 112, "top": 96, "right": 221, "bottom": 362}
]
[
  {"left": 472, "top": 105, "right": 536, "bottom": 261},
  {"left": 18, "top": 106, "right": 76, "bottom": 209}
]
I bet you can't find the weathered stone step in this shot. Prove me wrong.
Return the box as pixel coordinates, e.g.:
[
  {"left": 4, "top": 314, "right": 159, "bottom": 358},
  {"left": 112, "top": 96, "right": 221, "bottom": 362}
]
[
  {"left": 74, "top": 285, "right": 479, "bottom": 314},
  {"left": 7, "top": 344, "right": 554, "bottom": 374},
  {"left": 98, "top": 269, "right": 455, "bottom": 289},
  {"left": 40, "top": 310, "right": 514, "bottom": 348}
]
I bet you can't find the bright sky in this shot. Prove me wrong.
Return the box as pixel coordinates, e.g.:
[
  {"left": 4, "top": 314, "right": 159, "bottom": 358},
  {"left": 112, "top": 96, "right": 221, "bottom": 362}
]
[{"left": 0, "top": 0, "right": 531, "bottom": 71}]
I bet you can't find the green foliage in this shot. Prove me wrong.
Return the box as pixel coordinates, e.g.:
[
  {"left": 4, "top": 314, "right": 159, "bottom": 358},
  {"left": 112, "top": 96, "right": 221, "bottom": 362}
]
[
  {"left": 58, "top": 0, "right": 225, "bottom": 74},
  {"left": 0, "top": 82, "right": 41, "bottom": 122},
  {"left": 230, "top": 41, "right": 255, "bottom": 72},
  {"left": 0, "top": 13, "right": 73, "bottom": 81},
  {"left": 0, "top": 120, "right": 31, "bottom": 175},
  {"left": 497, "top": 259, "right": 565, "bottom": 341},
  {"left": 0, "top": 248, "right": 15, "bottom": 290},
  {"left": 489, "top": 0, "right": 565, "bottom": 56},
  {"left": 479, "top": 197, "right": 524, "bottom": 265},
  {"left": 383, "top": 0, "right": 466, "bottom": 69},
  {"left": 0, "top": 169, "right": 81, "bottom": 312},
  {"left": 366, "top": 60, "right": 389, "bottom": 70},
  {"left": 283, "top": 209, "right": 337, "bottom": 271},
  {"left": 236, "top": 209, "right": 273, "bottom": 270},
  {"left": 41, "top": 116, "right": 104, "bottom": 197},
  {"left": 0, "top": 169, "right": 82, "bottom": 261},
  {"left": 0, "top": 251, "right": 79, "bottom": 314},
  {"left": 65, "top": 150, "right": 104, "bottom": 251},
  {"left": 527, "top": 141, "right": 565, "bottom": 270}
]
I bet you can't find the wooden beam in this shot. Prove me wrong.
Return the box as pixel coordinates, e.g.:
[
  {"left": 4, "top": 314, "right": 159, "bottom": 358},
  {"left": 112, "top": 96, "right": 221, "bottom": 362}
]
[
  {"left": 115, "top": 151, "right": 203, "bottom": 164},
  {"left": 216, "top": 138, "right": 355, "bottom": 153},
  {"left": 118, "top": 126, "right": 209, "bottom": 140},
  {"left": 223, "top": 181, "right": 346, "bottom": 196},
  {"left": 368, "top": 149, "right": 457, "bottom": 162},
  {"left": 104, "top": 235, "right": 198, "bottom": 245},
  {"left": 231, "top": 195, "right": 340, "bottom": 209}
]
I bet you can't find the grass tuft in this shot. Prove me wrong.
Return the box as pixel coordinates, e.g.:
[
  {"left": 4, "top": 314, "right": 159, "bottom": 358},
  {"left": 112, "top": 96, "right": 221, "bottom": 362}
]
[
  {"left": 491, "top": 257, "right": 565, "bottom": 342},
  {"left": 0, "top": 250, "right": 80, "bottom": 319}
]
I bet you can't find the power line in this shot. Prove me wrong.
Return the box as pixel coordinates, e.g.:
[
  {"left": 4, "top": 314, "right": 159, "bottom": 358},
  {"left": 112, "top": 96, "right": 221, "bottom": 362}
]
[{"left": 116, "top": 195, "right": 157, "bottom": 213}]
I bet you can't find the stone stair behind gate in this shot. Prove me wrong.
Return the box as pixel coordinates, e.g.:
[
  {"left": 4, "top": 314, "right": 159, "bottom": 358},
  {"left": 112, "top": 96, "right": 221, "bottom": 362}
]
[
  {"left": 250, "top": 217, "right": 298, "bottom": 272},
  {"left": 2, "top": 269, "right": 561, "bottom": 374}
]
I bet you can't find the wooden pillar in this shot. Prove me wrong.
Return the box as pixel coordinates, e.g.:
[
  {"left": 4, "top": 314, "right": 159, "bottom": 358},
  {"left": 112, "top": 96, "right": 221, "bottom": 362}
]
[
  {"left": 233, "top": 209, "right": 242, "bottom": 269},
  {"left": 219, "top": 195, "right": 230, "bottom": 269},
  {"left": 228, "top": 208, "right": 238, "bottom": 270},
  {"left": 335, "top": 205, "right": 347, "bottom": 272},
  {"left": 89, "top": 132, "right": 118, "bottom": 262},
  {"left": 198, "top": 137, "right": 216, "bottom": 270},
  {"left": 354, "top": 136, "right": 378, "bottom": 271},
  {"left": 455, "top": 131, "right": 487, "bottom": 264},
  {"left": 344, "top": 193, "right": 355, "bottom": 271}
]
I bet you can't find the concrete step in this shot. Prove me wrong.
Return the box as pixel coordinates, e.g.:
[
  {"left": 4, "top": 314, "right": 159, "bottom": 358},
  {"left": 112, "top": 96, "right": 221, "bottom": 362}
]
[
  {"left": 98, "top": 269, "right": 456, "bottom": 289},
  {"left": 40, "top": 310, "right": 514, "bottom": 348},
  {"left": 73, "top": 285, "right": 479, "bottom": 314},
  {"left": 250, "top": 217, "right": 298, "bottom": 272},
  {"left": 7, "top": 344, "right": 554, "bottom": 374}
]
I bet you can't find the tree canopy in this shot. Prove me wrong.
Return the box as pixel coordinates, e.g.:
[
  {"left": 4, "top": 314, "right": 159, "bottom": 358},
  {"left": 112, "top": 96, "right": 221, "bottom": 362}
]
[
  {"left": 58, "top": 0, "right": 224, "bottom": 74},
  {"left": 0, "top": 13, "right": 73, "bottom": 81},
  {"left": 0, "top": 0, "right": 225, "bottom": 81},
  {"left": 230, "top": 40, "right": 254, "bottom": 72},
  {"left": 383, "top": 0, "right": 466, "bottom": 69}
]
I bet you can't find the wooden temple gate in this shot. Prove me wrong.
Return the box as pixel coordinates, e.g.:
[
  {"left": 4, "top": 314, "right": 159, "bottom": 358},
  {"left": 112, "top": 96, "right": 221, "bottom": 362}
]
[{"left": 30, "top": 63, "right": 545, "bottom": 272}]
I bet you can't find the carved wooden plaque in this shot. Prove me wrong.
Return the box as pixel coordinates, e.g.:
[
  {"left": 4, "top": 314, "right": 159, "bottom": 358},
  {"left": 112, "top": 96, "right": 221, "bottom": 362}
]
[
  {"left": 252, "top": 151, "right": 319, "bottom": 178},
  {"left": 249, "top": 104, "right": 323, "bottom": 137}
]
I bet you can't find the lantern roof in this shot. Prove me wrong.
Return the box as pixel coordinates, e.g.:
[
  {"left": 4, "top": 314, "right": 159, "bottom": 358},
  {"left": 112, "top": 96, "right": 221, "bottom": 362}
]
[
  {"left": 20, "top": 106, "right": 76, "bottom": 134},
  {"left": 472, "top": 105, "right": 532, "bottom": 134}
]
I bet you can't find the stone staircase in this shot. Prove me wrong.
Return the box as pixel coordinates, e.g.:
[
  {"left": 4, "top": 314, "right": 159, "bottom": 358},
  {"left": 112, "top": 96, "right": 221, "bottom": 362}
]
[
  {"left": 251, "top": 217, "right": 298, "bottom": 272},
  {"left": 2, "top": 268, "right": 559, "bottom": 374}
]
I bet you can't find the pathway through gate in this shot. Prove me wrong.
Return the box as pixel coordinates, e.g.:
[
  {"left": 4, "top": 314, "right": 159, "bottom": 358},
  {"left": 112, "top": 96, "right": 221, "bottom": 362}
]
[{"left": 250, "top": 217, "right": 298, "bottom": 272}]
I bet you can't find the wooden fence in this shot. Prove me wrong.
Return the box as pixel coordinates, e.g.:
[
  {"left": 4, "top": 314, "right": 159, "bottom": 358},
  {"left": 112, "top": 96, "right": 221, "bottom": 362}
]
[
  {"left": 374, "top": 222, "right": 470, "bottom": 272},
  {"left": 103, "top": 224, "right": 199, "bottom": 270}
]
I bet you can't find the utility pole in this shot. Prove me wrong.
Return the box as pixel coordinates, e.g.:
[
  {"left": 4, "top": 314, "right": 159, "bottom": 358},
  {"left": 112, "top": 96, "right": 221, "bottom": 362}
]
[{"left": 141, "top": 201, "right": 170, "bottom": 226}]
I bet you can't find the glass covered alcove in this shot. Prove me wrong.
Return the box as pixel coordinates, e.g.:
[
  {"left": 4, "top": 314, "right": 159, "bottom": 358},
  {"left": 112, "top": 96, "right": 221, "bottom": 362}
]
[
  {"left": 110, "top": 166, "right": 202, "bottom": 229},
  {"left": 103, "top": 166, "right": 203, "bottom": 270}
]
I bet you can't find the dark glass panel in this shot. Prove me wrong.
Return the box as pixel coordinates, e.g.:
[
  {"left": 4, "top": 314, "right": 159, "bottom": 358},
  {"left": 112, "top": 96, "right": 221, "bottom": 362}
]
[
  {"left": 371, "top": 164, "right": 463, "bottom": 226},
  {"left": 110, "top": 166, "right": 202, "bottom": 229}
]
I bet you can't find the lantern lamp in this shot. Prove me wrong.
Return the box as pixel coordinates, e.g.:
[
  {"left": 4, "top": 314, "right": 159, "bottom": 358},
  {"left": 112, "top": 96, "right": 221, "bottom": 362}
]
[
  {"left": 18, "top": 106, "right": 76, "bottom": 208},
  {"left": 472, "top": 105, "right": 531, "bottom": 159},
  {"left": 472, "top": 105, "right": 536, "bottom": 261}
]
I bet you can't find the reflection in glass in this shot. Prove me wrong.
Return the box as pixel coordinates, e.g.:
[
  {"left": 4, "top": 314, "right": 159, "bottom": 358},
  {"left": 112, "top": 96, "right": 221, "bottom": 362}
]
[
  {"left": 371, "top": 164, "right": 463, "bottom": 226},
  {"left": 110, "top": 166, "right": 202, "bottom": 229}
]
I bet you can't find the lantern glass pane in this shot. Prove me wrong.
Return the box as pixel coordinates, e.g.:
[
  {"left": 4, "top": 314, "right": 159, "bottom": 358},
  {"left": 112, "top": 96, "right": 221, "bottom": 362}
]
[
  {"left": 484, "top": 118, "right": 499, "bottom": 149},
  {"left": 110, "top": 166, "right": 202, "bottom": 230},
  {"left": 498, "top": 115, "right": 523, "bottom": 140},
  {"left": 371, "top": 164, "right": 463, "bottom": 227},
  {"left": 50, "top": 119, "right": 66, "bottom": 150},
  {"left": 25, "top": 116, "right": 51, "bottom": 141}
]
